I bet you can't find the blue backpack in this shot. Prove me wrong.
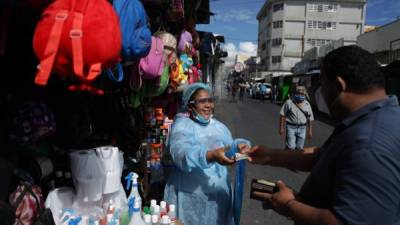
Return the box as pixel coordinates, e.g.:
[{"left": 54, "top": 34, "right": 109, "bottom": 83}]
[{"left": 113, "top": 0, "right": 152, "bottom": 60}]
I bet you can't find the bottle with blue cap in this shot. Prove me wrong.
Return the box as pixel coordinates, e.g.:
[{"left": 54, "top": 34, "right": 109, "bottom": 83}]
[
  {"left": 125, "top": 172, "right": 142, "bottom": 211},
  {"left": 128, "top": 201, "right": 145, "bottom": 225}
]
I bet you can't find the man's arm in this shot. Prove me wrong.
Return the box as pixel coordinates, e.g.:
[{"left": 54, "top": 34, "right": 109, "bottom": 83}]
[
  {"left": 246, "top": 146, "right": 319, "bottom": 171},
  {"left": 253, "top": 181, "right": 340, "bottom": 225},
  {"left": 279, "top": 115, "right": 286, "bottom": 137},
  {"left": 287, "top": 199, "right": 340, "bottom": 225},
  {"left": 307, "top": 120, "right": 313, "bottom": 139}
]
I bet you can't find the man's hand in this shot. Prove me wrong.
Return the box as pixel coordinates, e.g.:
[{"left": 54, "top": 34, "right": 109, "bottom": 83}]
[
  {"left": 307, "top": 130, "right": 313, "bottom": 139},
  {"left": 279, "top": 127, "right": 285, "bottom": 137},
  {"left": 253, "top": 181, "right": 296, "bottom": 216},
  {"left": 207, "top": 147, "right": 235, "bottom": 165},
  {"left": 238, "top": 143, "right": 251, "bottom": 154},
  {"left": 241, "top": 145, "right": 272, "bottom": 165}
]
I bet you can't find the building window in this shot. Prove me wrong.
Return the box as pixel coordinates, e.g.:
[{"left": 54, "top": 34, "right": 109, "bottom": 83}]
[
  {"left": 273, "top": 20, "right": 283, "bottom": 28},
  {"left": 307, "top": 20, "right": 336, "bottom": 30},
  {"left": 308, "top": 3, "right": 317, "bottom": 12},
  {"left": 317, "top": 4, "right": 323, "bottom": 12},
  {"left": 309, "top": 3, "right": 338, "bottom": 12},
  {"left": 307, "top": 39, "right": 332, "bottom": 47},
  {"left": 272, "top": 56, "right": 281, "bottom": 64},
  {"left": 261, "top": 43, "right": 266, "bottom": 51},
  {"left": 273, "top": 3, "right": 284, "bottom": 12},
  {"left": 272, "top": 38, "right": 282, "bottom": 46},
  {"left": 266, "top": 40, "right": 270, "bottom": 47}
]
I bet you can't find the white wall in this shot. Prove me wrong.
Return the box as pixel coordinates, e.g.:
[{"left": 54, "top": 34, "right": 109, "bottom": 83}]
[
  {"left": 285, "top": 1, "right": 306, "bottom": 18},
  {"left": 340, "top": 3, "right": 364, "bottom": 22},
  {"left": 284, "top": 39, "right": 303, "bottom": 56},
  {"left": 338, "top": 23, "right": 361, "bottom": 41},
  {"left": 357, "top": 20, "right": 400, "bottom": 52},
  {"left": 284, "top": 57, "right": 301, "bottom": 70},
  {"left": 285, "top": 21, "right": 305, "bottom": 36}
]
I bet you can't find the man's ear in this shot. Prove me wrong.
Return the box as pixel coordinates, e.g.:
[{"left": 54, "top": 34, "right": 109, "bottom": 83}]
[{"left": 336, "top": 76, "right": 347, "bottom": 92}]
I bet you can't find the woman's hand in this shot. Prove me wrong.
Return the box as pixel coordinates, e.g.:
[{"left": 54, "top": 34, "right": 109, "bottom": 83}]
[{"left": 207, "top": 147, "right": 235, "bottom": 165}]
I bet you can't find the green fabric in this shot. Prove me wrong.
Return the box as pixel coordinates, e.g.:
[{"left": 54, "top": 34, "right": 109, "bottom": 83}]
[{"left": 154, "top": 66, "right": 169, "bottom": 96}]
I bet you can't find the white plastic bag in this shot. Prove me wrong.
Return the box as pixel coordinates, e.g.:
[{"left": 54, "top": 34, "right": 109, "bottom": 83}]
[
  {"left": 95, "top": 146, "right": 123, "bottom": 194},
  {"left": 70, "top": 150, "right": 105, "bottom": 202},
  {"left": 45, "top": 187, "right": 75, "bottom": 224}
]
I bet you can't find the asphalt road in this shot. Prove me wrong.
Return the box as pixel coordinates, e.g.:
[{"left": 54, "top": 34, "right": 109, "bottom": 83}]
[{"left": 214, "top": 94, "right": 334, "bottom": 225}]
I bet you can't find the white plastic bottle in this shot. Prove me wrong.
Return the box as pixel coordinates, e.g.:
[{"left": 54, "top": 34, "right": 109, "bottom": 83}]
[
  {"left": 150, "top": 200, "right": 157, "bottom": 214},
  {"left": 144, "top": 214, "right": 152, "bottom": 225},
  {"left": 168, "top": 204, "right": 176, "bottom": 225},
  {"left": 152, "top": 205, "right": 160, "bottom": 217},
  {"left": 160, "top": 201, "right": 167, "bottom": 214},
  {"left": 126, "top": 172, "right": 142, "bottom": 210},
  {"left": 128, "top": 201, "right": 146, "bottom": 225},
  {"left": 160, "top": 215, "right": 170, "bottom": 225},
  {"left": 151, "top": 215, "right": 159, "bottom": 225}
]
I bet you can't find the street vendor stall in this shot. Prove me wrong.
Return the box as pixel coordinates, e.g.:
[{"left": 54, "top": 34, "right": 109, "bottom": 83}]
[{"left": 0, "top": 0, "right": 220, "bottom": 224}]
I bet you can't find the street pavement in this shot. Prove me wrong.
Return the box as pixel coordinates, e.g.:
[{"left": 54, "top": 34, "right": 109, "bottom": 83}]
[{"left": 214, "top": 95, "right": 334, "bottom": 225}]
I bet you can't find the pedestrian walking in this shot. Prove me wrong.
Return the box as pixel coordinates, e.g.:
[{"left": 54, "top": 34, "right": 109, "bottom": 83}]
[
  {"left": 271, "top": 84, "right": 278, "bottom": 103},
  {"left": 259, "top": 83, "right": 267, "bottom": 103},
  {"left": 238, "top": 81, "right": 246, "bottom": 102},
  {"left": 279, "top": 86, "right": 313, "bottom": 150},
  {"left": 243, "top": 45, "right": 400, "bottom": 225}
]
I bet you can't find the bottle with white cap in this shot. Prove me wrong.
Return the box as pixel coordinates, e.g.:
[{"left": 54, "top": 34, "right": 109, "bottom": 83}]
[
  {"left": 168, "top": 204, "right": 176, "bottom": 225},
  {"left": 151, "top": 215, "right": 159, "bottom": 225},
  {"left": 160, "top": 215, "right": 170, "bottom": 225},
  {"left": 144, "top": 214, "right": 152, "bottom": 225},
  {"left": 152, "top": 205, "right": 160, "bottom": 218},
  {"left": 150, "top": 199, "right": 157, "bottom": 214},
  {"left": 128, "top": 201, "right": 145, "bottom": 225},
  {"left": 160, "top": 201, "right": 167, "bottom": 215}
]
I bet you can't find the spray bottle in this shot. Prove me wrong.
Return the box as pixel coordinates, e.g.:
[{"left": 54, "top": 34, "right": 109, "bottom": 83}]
[
  {"left": 128, "top": 201, "right": 145, "bottom": 225},
  {"left": 168, "top": 204, "right": 176, "bottom": 225},
  {"left": 125, "top": 172, "right": 142, "bottom": 211}
]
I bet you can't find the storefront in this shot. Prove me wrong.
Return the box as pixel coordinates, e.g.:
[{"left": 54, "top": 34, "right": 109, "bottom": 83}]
[{"left": 0, "top": 1, "right": 222, "bottom": 224}]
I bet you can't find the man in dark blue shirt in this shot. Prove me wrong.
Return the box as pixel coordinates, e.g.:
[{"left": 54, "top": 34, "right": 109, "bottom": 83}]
[{"left": 245, "top": 45, "right": 400, "bottom": 225}]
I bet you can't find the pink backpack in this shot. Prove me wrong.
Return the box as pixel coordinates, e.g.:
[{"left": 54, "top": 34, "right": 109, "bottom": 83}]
[{"left": 139, "top": 36, "right": 165, "bottom": 80}]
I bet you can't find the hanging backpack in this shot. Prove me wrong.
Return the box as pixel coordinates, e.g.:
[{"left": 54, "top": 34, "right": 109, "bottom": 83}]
[
  {"left": 113, "top": 0, "right": 152, "bottom": 60},
  {"left": 139, "top": 37, "right": 165, "bottom": 80},
  {"left": 178, "top": 30, "right": 193, "bottom": 53},
  {"left": 33, "top": 0, "right": 122, "bottom": 91},
  {"left": 155, "top": 31, "right": 177, "bottom": 64}
]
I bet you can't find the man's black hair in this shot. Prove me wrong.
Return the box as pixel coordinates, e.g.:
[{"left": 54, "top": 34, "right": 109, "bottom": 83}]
[{"left": 321, "top": 45, "right": 385, "bottom": 92}]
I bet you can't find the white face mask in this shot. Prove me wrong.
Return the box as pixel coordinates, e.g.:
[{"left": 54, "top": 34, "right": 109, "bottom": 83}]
[{"left": 314, "top": 87, "right": 330, "bottom": 116}]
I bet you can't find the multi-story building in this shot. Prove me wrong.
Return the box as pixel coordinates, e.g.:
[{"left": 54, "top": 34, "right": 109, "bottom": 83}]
[{"left": 257, "top": 0, "right": 367, "bottom": 71}]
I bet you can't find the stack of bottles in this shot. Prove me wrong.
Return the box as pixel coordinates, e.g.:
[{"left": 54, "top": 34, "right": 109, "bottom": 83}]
[
  {"left": 142, "top": 107, "right": 174, "bottom": 184},
  {"left": 123, "top": 172, "right": 177, "bottom": 225}
]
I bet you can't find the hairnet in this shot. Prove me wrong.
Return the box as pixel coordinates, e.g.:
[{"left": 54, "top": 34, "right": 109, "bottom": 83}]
[{"left": 182, "top": 83, "right": 211, "bottom": 111}]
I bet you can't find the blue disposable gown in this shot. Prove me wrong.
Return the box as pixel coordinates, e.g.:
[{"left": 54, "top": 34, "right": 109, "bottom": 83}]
[{"left": 164, "top": 114, "right": 234, "bottom": 225}]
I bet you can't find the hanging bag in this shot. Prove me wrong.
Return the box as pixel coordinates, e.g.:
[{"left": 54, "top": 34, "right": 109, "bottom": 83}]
[
  {"left": 139, "top": 37, "right": 165, "bottom": 80},
  {"left": 113, "top": 0, "right": 152, "bottom": 60},
  {"left": 33, "top": 0, "right": 122, "bottom": 91},
  {"left": 10, "top": 178, "right": 55, "bottom": 225}
]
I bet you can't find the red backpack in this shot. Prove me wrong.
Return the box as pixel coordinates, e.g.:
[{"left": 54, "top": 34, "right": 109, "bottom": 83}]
[{"left": 33, "top": 0, "right": 122, "bottom": 94}]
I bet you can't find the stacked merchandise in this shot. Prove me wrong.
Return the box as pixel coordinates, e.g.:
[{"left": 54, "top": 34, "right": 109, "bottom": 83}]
[
  {"left": 45, "top": 148, "right": 183, "bottom": 225},
  {"left": 0, "top": 0, "right": 211, "bottom": 224}
]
